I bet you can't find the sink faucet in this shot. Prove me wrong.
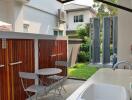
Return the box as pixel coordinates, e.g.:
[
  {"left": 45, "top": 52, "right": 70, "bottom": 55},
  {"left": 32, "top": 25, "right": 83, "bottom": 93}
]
[{"left": 113, "top": 61, "right": 132, "bottom": 70}]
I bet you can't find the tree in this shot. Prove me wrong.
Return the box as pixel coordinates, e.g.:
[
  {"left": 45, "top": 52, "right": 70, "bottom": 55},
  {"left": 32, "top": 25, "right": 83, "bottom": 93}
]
[
  {"left": 76, "top": 24, "right": 90, "bottom": 39},
  {"left": 76, "top": 24, "right": 91, "bottom": 62},
  {"left": 93, "top": 0, "right": 118, "bottom": 37},
  {"left": 93, "top": 0, "right": 118, "bottom": 28},
  {"left": 93, "top": 0, "right": 118, "bottom": 57},
  {"left": 93, "top": 0, "right": 118, "bottom": 18}
]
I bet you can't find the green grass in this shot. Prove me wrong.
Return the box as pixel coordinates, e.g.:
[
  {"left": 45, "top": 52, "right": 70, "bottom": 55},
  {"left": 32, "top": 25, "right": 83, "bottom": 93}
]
[{"left": 68, "top": 63, "right": 98, "bottom": 80}]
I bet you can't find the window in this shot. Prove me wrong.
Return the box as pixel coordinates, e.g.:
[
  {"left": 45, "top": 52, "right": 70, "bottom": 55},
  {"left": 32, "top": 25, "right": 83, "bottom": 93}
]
[
  {"left": 23, "top": 24, "right": 29, "bottom": 32},
  {"left": 79, "top": 15, "right": 83, "bottom": 22},
  {"left": 74, "top": 15, "right": 84, "bottom": 23},
  {"left": 74, "top": 16, "right": 76, "bottom": 22},
  {"left": 74, "top": 16, "right": 78, "bottom": 22},
  {"left": 59, "top": 31, "right": 63, "bottom": 36},
  {"left": 54, "top": 31, "right": 58, "bottom": 36},
  {"left": 54, "top": 30, "right": 63, "bottom": 36}
]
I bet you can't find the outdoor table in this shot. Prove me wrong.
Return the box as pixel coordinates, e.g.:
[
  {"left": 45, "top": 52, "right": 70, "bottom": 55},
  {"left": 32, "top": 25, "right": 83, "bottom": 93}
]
[{"left": 36, "top": 68, "right": 62, "bottom": 76}]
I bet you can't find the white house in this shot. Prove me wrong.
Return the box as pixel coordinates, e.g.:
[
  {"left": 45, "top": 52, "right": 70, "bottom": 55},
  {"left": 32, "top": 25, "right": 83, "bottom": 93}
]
[
  {"left": 0, "top": 0, "right": 66, "bottom": 36},
  {"left": 64, "top": 3, "right": 96, "bottom": 33}
]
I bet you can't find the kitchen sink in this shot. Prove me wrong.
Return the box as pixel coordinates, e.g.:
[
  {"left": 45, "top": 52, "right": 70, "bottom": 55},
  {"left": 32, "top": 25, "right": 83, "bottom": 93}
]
[{"left": 77, "top": 83, "right": 130, "bottom": 100}]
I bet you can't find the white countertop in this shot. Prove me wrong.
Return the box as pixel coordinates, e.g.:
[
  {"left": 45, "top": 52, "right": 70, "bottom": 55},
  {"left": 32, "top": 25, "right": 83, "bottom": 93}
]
[{"left": 67, "top": 68, "right": 132, "bottom": 100}]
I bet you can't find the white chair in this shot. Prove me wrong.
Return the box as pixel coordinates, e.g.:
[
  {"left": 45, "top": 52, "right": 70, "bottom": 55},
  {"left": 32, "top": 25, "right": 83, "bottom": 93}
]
[
  {"left": 19, "top": 72, "right": 51, "bottom": 100},
  {"left": 47, "top": 61, "right": 68, "bottom": 94}
]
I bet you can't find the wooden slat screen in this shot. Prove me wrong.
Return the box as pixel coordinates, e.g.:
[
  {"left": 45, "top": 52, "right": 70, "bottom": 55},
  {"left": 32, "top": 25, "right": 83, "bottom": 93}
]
[
  {"left": 8, "top": 39, "right": 35, "bottom": 100},
  {"left": 39, "top": 40, "right": 67, "bottom": 76},
  {"left": 0, "top": 38, "right": 67, "bottom": 100}
]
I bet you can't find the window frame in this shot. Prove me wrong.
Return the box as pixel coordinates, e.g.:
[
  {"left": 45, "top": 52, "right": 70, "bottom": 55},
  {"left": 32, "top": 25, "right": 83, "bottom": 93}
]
[
  {"left": 54, "top": 29, "right": 63, "bottom": 36},
  {"left": 74, "top": 15, "right": 84, "bottom": 23}
]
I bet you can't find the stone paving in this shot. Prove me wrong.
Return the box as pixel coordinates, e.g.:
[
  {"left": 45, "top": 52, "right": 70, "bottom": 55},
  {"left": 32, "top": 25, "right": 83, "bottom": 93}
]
[{"left": 40, "top": 79, "right": 85, "bottom": 100}]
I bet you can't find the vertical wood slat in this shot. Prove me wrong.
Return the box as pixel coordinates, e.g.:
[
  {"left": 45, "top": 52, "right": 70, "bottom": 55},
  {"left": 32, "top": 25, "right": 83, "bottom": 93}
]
[
  {"left": 0, "top": 39, "right": 8, "bottom": 100},
  {"left": 8, "top": 39, "right": 35, "bottom": 100},
  {"left": 39, "top": 39, "right": 67, "bottom": 76}
]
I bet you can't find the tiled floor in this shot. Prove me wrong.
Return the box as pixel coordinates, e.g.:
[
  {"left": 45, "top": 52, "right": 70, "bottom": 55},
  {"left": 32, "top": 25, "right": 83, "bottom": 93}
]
[{"left": 40, "top": 79, "right": 85, "bottom": 100}]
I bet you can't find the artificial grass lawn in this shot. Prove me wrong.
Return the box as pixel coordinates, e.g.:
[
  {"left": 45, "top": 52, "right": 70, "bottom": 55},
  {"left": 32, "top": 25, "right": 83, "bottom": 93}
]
[{"left": 68, "top": 63, "right": 98, "bottom": 80}]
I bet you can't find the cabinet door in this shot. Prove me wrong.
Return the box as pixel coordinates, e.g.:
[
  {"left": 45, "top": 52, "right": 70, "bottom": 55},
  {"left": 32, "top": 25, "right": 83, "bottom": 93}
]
[
  {"left": 0, "top": 39, "right": 9, "bottom": 100},
  {"left": 8, "top": 39, "right": 35, "bottom": 100}
]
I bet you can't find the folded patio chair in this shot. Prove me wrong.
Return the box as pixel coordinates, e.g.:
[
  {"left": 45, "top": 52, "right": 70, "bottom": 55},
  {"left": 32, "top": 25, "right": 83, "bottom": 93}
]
[
  {"left": 19, "top": 72, "right": 53, "bottom": 100},
  {"left": 47, "top": 61, "right": 68, "bottom": 94}
]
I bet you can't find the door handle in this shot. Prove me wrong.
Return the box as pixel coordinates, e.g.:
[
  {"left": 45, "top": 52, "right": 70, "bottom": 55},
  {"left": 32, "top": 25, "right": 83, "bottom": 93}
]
[
  {"left": 10, "top": 61, "right": 22, "bottom": 66},
  {"left": 0, "top": 65, "right": 4, "bottom": 68}
]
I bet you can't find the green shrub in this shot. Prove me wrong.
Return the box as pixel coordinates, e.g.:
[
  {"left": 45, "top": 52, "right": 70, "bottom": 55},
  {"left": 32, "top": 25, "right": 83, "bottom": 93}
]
[
  {"left": 100, "top": 43, "right": 103, "bottom": 54},
  {"left": 110, "top": 44, "right": 113, "bottom": 55},
  {"left": 76, "top": 24, "right": 91, "bottom": 63},
  {"left": 78, "top": 51, "right": 90, "bottom": 62},
  {"left": 80, "top": 43, "right": 89, "bottom": 52},
  {"left": 83, "top": 36, "right": 91, "bottom": 44},
  {"left": 76, "top": 26, "right": 87, "bottom": 39}
]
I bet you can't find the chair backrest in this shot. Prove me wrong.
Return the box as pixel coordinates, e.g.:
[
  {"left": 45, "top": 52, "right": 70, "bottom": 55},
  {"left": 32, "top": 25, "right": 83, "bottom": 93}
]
[
  {"left": 55, "top": 61, "right": 67, "bottom": 67},
  {"left": 19, "top": 72, "right": 38, "bottom": 80}
]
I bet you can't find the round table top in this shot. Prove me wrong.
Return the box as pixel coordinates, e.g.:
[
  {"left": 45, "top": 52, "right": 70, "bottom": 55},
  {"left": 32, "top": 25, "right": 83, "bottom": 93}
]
[{"left": 36, "top": 68, "right": 62, "bottom": 76}]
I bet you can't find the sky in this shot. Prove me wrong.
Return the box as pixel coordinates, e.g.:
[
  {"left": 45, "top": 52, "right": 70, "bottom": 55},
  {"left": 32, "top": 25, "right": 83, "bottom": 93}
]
[{"left": 73, "top": 0, "right": 94, "bottom": 6}]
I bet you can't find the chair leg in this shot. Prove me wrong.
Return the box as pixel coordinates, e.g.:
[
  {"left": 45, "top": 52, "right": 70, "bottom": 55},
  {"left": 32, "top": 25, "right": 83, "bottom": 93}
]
[
  {"left": 58, "top": 88, "right": 62, "bottom": 95},
  {"left": 26, "top": 92, "right": 32, "bottom": 100},
  {"left": 56, "top": 86, "right": 65, "bottom": 95},
  {"left": 35, "top": 93, "right": 38, "bottom": 100},
  {"left": 27, "top": 95, "right": 32, "bottom": 100},
  {"left": 62, "top": 86, "right": 67, "bottom": 93},
  {"left": 59, "top": 83, "right": 67, "bottom": 93}
]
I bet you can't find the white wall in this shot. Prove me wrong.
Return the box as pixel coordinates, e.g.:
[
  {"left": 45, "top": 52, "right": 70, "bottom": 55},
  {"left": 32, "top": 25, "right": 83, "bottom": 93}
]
[
  {"left": 0, "top": 0, "right": 24, "bottom": 32},
  {"left": 0, "top": 1, "right": 9, "bottom": 23},
  {"left": 14, "top": 2, "right": 24, "bottom": 32},
  {"left": 0, "top": 0, "right": 65, "bottom": 35},
  {"left": 64, "top": 3, "right": 87, "bottom": 10},
  {"left": 27, "top": 0, "right": 62, "bottom": 15},
  {"left": 118, "top": 0, "right": 132, "bottom": 62},
  {"left": 66, "top": 10, "right": 94, "bottom": 30},
  {"left": 23, "top": 0, "right": 64, "bottom": 35},
  {"left": 23, "top": 6, "right": 57, "bottom": 35}
]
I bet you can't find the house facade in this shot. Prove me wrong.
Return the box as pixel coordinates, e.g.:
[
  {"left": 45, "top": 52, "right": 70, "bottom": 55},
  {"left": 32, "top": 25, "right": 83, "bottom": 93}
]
[
  {"left": 0, "top": 0, "right": 66, "bottom": 36},
  {"left": 118, "top": 0, "right": 132, "bottom": 62},
  {"left": 64, "top": 3, "right": 96, "bottom": 34}
]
